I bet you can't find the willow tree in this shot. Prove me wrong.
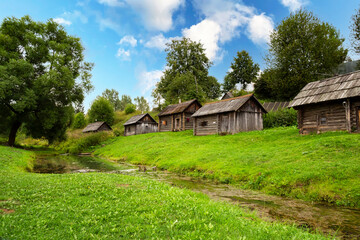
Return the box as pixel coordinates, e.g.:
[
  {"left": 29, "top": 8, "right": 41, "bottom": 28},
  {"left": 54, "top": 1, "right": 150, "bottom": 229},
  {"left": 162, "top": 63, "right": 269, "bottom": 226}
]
[{"left": 0, "top": 16, "right": 93, "bottom": 146}]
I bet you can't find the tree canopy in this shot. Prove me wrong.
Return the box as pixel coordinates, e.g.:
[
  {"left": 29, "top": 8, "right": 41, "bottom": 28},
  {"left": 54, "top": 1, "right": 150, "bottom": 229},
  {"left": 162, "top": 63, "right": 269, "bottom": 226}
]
[
  {"left": 155, "top": 37, "right": 220, "bottom": 103},
  {"left": 259, "top": 10, "right": 347, "bottom": 100},
  {"left": 119, "top": 94, "right": 132, "bottom": 111},
  {"left": 88, "top": 97, "right": 114, "bottom": 125},
  {"left": 0, "top": 16, "right": 93, "bottom": 146},
  {"left": 134, "top": 96, "right": 150, "bottom": 113},
  {"left": 223, "top": 51, "right": 259, "bottom": 93},
  {"left": 102, "top": 89, "right": 120, "bottom": 111},
  {"left": 351, "top": 6, "right": 360, "bottom": 56}
]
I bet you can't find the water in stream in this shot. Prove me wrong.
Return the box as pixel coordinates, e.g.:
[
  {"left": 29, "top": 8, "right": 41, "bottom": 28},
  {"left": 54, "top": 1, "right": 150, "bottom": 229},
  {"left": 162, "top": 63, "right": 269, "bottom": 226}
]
[{"left": 31, "top": 154, "right": 360, "bottom": 239}]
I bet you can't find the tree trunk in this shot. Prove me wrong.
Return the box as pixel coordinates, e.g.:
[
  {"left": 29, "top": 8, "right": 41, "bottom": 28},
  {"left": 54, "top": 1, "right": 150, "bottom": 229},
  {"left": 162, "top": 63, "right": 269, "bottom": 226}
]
[{"left": 8, "top": 120, "right": 21, "bottom": 147}]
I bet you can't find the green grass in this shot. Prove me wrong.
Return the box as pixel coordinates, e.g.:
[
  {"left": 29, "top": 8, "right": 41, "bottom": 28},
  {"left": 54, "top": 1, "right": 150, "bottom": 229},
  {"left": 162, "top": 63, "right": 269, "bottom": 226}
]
[
  {"left": 94, "top": 127, "right": 360, "bottom": 208},
  {"left": 0, "top": 145, "right": 330, "bottom": 239}
]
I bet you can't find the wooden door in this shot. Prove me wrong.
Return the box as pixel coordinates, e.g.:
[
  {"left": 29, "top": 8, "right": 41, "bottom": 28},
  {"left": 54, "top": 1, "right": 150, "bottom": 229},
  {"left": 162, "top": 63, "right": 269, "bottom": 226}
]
[
  {"left": 175, "top": 118, "right": 180, "bottom": 130},
  {"left": 220, "top": 114, "right": 229, "bottom": 133}
]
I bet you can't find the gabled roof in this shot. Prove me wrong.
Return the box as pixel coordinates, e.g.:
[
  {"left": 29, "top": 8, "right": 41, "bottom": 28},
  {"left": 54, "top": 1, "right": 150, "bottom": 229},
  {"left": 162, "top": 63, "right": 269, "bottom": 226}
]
[
  {"left": 158, "top": 99, "right": 201, "bottom": 116},
  {"left": 263, "top": 102, "right": 289, "bottom": 112},
  {"left": 82, "top": 122, "right": 112, "bottom": 133},
  {"left": 221, "top": 91, "right": 234, "bottom": 100},
  {"left": 192, "top": 94, "right": 266, "bottom": 117},
  {"left": 123, "top": 113, "right": 157, "bottom": 126},
  {"left": 289, "top": 70, "right": 360, "bottom": 108}
]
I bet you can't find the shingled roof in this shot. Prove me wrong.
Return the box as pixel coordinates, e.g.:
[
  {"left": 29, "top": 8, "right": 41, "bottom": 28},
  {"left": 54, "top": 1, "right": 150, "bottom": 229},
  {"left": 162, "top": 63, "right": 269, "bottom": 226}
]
[
  {"left": 82, "top": 122, "right": 112, "bottom": 133},
  {"left": 192, "top": 94, "right": 266, "bottom": 117},
  {"left": 263, "top": 102, "right": 289, "bottom": 112},
  {"left": 158, "top": 99, "right": 200, "bottom": 116},
  {"left": 289, "top": 71, "right": 360, "bottom": 108},
  {"left": 123, "top": 113, "right": 156, "bottom": 126}
]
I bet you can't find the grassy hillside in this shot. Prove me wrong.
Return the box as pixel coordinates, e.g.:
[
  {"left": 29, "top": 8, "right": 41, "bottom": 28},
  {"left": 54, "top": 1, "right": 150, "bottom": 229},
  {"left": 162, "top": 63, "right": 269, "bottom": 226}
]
[
  {"left": 0, "top": 146, "right": 329, "bottom": 239},
  {"left": 95, "top": 127, "right": 360, "bottom": 208}
]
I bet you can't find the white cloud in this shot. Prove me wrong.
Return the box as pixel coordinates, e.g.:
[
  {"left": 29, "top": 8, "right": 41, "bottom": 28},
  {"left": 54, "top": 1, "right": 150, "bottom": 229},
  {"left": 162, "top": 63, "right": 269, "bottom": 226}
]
[
  {"left": 98, "top": 0, "right": 124, "bottom": 7},
  {"left": 118, "top": 35, "right": 137, "bottom": 47},
  {"left": 280, "top": 0, "right": 307, "bottom": 12},
  {"left": 144, "top": 34, "right": 179, "bottom": 51},
  {"left": 125, "top": 0, "right": 184, "bottom": 32},
  {"left": 116, "top": 48, "right": 131, "bottom": 60},
  {"left": 247, "top": 13, "right": 274, "bottom": 45},
  {"left": 53, "top": 18, "right": 72, "bottom": 26},
  {"left": 138, "top": 70, "right": 164, "bottom": 94},
  {"left": 182, "top": 0, "right": 273, "bottom": 62}
]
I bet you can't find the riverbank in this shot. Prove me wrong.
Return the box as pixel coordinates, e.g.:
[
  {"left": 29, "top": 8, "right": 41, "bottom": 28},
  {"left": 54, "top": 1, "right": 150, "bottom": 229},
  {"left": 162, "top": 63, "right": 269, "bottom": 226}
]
[
  {"left": 94, "top": 127, "right": 360, "bottom": 208},
  {"left": 0, "top": 146, "right": 329, "bottom": 239}
]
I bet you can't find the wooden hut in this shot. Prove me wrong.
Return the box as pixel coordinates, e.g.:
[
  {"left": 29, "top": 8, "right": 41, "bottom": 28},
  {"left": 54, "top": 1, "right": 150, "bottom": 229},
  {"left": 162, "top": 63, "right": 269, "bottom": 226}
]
[
  {"left": 192, "top": 94, "right": 267, "bottom": 136},
  {"left": 82, "top": 122, "right": 112, "bottom": 133},
  {"left": 123, "top": 113, "right": 158, "bottom": 136},
  {"left": 221, "top": 91, "right": 234, "bottom": 100},
  {"left": 289, "top": 71, "right": 360, "bottom": 134},
  {"left": 158, "top": 99, "right": 202, "bottom": 132}
]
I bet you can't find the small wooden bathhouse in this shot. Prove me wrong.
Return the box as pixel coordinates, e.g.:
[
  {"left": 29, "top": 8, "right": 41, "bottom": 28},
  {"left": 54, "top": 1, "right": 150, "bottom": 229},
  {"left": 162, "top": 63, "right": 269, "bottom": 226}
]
[
  {"left": 192, "top": 94, "right": 267, "bottom": 136},
  {"left": 123, "top": 113, "right": 158, "bottom": 136},
  {"left": 82, "top": 122, "right": 112, "bottom": 133},
  {"left": 158, "top": 99, "right": 202, "bottom": 132},
  {"left": 289, "top": 71, "right": 360, "bottom": 134}
]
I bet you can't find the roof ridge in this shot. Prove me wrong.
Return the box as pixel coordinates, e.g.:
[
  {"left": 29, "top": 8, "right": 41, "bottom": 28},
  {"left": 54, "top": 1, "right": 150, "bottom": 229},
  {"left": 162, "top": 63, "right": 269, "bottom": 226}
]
[{"left": 206, "top": 94, "right": 253, "bottom": 105}]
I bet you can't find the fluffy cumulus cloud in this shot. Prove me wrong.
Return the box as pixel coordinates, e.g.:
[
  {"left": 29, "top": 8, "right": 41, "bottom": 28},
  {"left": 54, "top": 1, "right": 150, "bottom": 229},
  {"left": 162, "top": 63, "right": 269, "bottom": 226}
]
[
  {"left": 144, "top": 34, "right": 179, "bottom": 51},
  {"left": 53, "top": 18, "right": 72, "bottom": 26},
  {"left": 280, "top": 0, "right": 307, "bottom": 12},
  {"left": 138, "top": 69, "right": 164, "bottom": 94},
  {"left": 116, "top": 48, "right": 131, "bottom": 60},
  {"left": 182, "top": 0, "right": 274, "bottom": 61},
  {"left": 125, "top": 0, "right": 184, "bottom": 32},
  {"left": 118, "top": 35, "right": 137, "bottom": 47}
]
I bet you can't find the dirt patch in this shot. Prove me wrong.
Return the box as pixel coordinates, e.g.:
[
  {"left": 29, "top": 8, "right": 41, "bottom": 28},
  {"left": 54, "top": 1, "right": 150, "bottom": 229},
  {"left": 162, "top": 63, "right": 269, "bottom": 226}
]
[{"left": 0, "top": 208, "right": 15, "bottom": 214}]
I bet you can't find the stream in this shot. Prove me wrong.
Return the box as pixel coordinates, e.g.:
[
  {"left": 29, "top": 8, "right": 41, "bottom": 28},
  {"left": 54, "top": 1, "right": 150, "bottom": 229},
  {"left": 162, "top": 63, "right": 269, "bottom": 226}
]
[{"left": 31, "top": 153, "right": 360, "bottom": 239}]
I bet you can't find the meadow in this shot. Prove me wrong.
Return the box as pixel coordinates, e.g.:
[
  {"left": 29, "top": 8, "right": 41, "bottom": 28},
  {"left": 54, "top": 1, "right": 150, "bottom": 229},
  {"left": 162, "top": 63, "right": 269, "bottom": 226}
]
[
  {"left": 94, "top": 127, "right": 360, "bottom": 208},
  {"left": 0, "top": 145, "right": 330, "bottom": 239}
]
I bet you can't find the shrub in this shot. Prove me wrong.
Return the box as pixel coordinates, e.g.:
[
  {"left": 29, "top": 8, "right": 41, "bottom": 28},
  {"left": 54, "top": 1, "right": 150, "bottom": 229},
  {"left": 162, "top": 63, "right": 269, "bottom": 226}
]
[
  {"left": 263, "top": 108, "right": 297, "bottom": 128},
  {"left": 73, "top": 112, "right": 87, "bottom": 129},
  {"left": 88, "top": 97, "right": 115, "bottom": 125},
  {"left": 125, "top": 104, "right": 136, "bottom": 114}
]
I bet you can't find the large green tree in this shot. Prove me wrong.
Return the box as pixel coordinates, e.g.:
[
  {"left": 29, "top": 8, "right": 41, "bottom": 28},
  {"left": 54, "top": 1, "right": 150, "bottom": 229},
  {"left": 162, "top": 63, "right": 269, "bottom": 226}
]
[
  {"left": 134, "top": 96, "right": 150, "bottom": 113},
  {"left": 223, "top": 51, "right": 259, "bottom": 93},
  {"left": 263, "top": 10, "right": 347, "bottom": 100},
  {"left": 118, "top": 94, "right": 132, "bottom": 111},
  {"left": 88, "top": 97, "right": 114, "bottom": 125},
  {"left": 0, "top": 16, "right": 93, "bottom": 146},
  {"left": 102, "top": 89, "right": 120, "bottom": 111},
  {"left": 351, "top": 6, "right": 360, "bottom": 55},
  {"left": 156, "top": 37, "right": 220, "bottom": 103}
]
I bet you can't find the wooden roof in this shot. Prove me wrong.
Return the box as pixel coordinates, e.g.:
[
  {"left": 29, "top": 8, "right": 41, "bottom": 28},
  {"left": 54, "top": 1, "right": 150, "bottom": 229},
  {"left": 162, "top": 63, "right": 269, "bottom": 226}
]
[
  {"left": 221, "top": 91, "right": 234, "bottom": 100},
  {"left": 158, "top": 99, "right": 200, "bottom": 116},
  {"left": 192, "top": 94, "right": 266, "bottom": 117},
  {"left": 123, "top": 113, "right": 157, "bottom": 126},
  {"left": 263, "top": 102, "right": 289, "bottom": 112},
  {"left": 289, "top": 71, "right": 360, "bottom": 108},
  {"left": 82, "top": 122, "right": 112, "bottom": 133}
]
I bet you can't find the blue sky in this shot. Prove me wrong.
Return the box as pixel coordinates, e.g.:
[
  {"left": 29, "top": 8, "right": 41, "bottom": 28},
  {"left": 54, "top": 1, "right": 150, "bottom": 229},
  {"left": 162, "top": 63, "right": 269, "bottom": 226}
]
[{"left": 1, "top": 0, "right": 359, "bottom": 110}]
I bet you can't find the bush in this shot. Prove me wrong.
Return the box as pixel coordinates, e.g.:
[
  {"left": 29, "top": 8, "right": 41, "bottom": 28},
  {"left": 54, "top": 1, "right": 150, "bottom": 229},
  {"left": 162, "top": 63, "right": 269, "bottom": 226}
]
[
  {"left": 263, "top": 108, "right": 297, "bottom": 128},
  {"left": 88, "top": 97, "right": 115, "bottom": 125},
  {"left": 73, "top": 112, "right": 87, "bottom": 129},
  {"left": 125, "top": 104, "right": 136, "bottom": 114}
]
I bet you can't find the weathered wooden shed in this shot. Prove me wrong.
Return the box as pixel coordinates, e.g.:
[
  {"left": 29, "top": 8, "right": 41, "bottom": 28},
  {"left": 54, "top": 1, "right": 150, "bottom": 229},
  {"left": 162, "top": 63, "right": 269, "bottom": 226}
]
[
  {"left": 82, "top": 122, "right": 112, "bottom": 133},
  {"left": 221, "top": 91, "right": 234, "bottom": 100},
  {"left": 123, "top": 113, "right": 158, "bottom": 136},
  {"left": 289, "top": 71, "right": 360, "bottom": 134},
  {"left": 192, "top": 94, "right": 267, "bottom": 136},
  {"left": 158, "top": 99, "right": 202, "bottom": 132}
]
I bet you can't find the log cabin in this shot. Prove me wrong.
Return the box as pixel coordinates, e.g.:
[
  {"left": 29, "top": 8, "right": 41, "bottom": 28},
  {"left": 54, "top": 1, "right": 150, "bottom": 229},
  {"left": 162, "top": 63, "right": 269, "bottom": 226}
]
[
  {"left": 289, "top": 71, "right": 360, "bottom": 134},
  {"left": 82, "top": 122, "right": 112, "bottom": 133},
  {"left": 157, "top": 99, "right": 202, "bottom": 132},
  {"left": 124, "top": 113, "right": 158, "bottom": 136},
  {"left": 192, "top": 94, "right": 267, "bottom": 136}
]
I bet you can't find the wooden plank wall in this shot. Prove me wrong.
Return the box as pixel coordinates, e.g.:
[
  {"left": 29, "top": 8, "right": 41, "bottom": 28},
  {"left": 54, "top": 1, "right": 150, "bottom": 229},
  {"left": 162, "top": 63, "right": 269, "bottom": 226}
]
[
  {"left": 158, "top": 116, "right": 172, "bottom": 132},
  {"left": 135, "top": 123, "right": 158, "bottom": 135},
  {"left": 350, "top": 98, "right": 360, "bottom": 131},
  {"left": 194, "top": 114, "right": 218, "bottom": 136},
  {"left": 124, "top": 125, "right": 136, "bottom": 136},
  {"left": 185, "top": 113, "right": 194, "bottom": 130}
]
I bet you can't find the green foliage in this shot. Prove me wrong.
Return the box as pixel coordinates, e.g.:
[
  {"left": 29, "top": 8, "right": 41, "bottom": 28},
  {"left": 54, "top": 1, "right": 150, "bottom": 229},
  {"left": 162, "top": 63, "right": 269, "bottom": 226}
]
[
  {"left": 96, "top": 128, "right": 360, "bottom": 208},
  {"left": 223, "top": 51, "right": 260, "bottom": 92},
  {"left": 88, "top": 97, "right": 115, "bottom": 125},
  {"left": 156, "top": 37, "right": 220, "bottom": 103},
  {"left": 0, "top": 16, "right": 93, "bottom": 146},
  {"left": 263, "top": 108, "right": 297, "bottom": 128},
  {"left": 72, "top": 112, "right": 87, "bottom": 129},
  {"left": 351, "top": 6, "right": 360, "bottom": 55},
  {"left": 0, "top": 146, "right": 328, "bottom": 239},
  {"left": 118, "top": 95, "right": 132, "bottom": 111},
  {"left": 134, "top": 96, "right": 150, "bottom": 113},
  {"left": 102, "top": 89, "right": 121, "bottom": 111},
  {"left": 262, "top": 10, "right": 347, "bottom": 100},
  {"left": 124, "top": 104, "right": 136, "bottom": 114}
]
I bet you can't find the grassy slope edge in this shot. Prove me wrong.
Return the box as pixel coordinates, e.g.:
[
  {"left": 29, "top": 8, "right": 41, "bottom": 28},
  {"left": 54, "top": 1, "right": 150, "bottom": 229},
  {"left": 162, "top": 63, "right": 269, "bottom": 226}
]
[
  {"left": 94, "top": 127, "right": 360, "bottom": 208},
  {"left": 0, "top": 146, "right": 329, "bottom": 239}
]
